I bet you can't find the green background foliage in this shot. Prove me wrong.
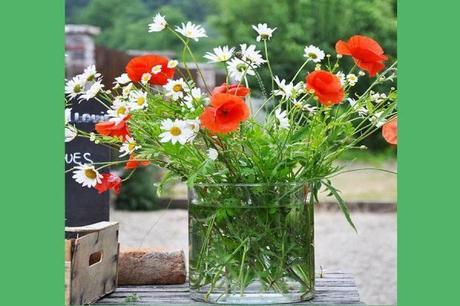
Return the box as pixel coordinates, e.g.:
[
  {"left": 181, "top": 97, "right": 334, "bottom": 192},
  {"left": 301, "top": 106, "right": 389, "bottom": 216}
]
[{"left": 114, "top": 166, "right": 159, "bottom": 210}]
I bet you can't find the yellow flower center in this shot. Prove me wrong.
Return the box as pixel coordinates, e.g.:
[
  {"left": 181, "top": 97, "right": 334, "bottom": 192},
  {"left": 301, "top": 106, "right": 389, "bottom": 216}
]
[
  {"left": 170, "top": 126, "right": 182, "bottom": 136},
  {"left": 117, "top": 106, "right": 127, "bottom": 116},
  {"left": 73, "top": 84, "right": 82, "bottom": 93},
  {"left": 84, "top": 169, "right": 97, "bottom": 179},
  {"left": 308, "top": 52, "right": 317, "bottom": 59},
  {"left": 128, "top": 142, "right": 137, "bottom": 151},
  {"left": 137, "top": 97, "right": 145, "bottom": 106},
  {"left": 173, "top": 84, "right": 183, "bottom": 92},
  {"left": 236, "top": 63, "right": 246, "bottom": 72}
]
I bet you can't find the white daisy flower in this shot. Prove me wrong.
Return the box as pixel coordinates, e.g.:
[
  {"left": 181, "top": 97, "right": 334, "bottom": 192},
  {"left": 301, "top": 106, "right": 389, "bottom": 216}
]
[
  {"left": 129, "top": 90, "right": 148, "bottom": 110},
  {"left": 370, "top": 111, "right": 386, "bottom": 127},
  {"left": 148, "top": 13, "right": 167, "bottom": 32},
  {"left": 183, "top": 87, "right": 205, "bottom": 109},
  {"left": 273, "top": 76, "right": 304, "bottom": 99},
  {"left": 107, "top": 98, "right": 130, "bottom": 119},
  {"left": 141, "top": 72, "right": 152, "bottom": 84},
  {"left": 302, "top": 104, "right": 318, "bottom": 113},
  {"left": 346, "top": 74, "right": 358, "bottom": 86},
  {"left": 159, "top": 119, "right": 194, "bottom": 145},
  {"left": 358, "top": 107, "right": 368, "bottom": 117},
  {"left": 240, "top": 44, "right": 266, "bottom": 67},
  {"left": 164, "top": 78, "right": 188, "bottom": 101},
  {"left": 72, "top": 164, "right": 102, "bottom": 188},
  {"left": 347, "top": 98, "right": 358, "bottom": 107},
  {"left": 168, "top": 60, "right": 179, "bottom": 68},
  {"left": 293, "top": 101, "right": 303, "bottom": 109},
  {"left": 336, "top": 71, "right": 346, "bottom": 85},
  {"left": 79, "top": 81, "right": 104, "bottom": 101},
  {"left": 348, "top": 98, "right": 367, "bottom": 117},
  {"left": 252, "top": 23, "right": 277, "bottom": 41},
  {"left": 65, "top": 75, "right": 85, "bottom": 99},
  {"left": 303, "top": 45, "right": 325, "bottom": 63},
  {"left": 65, "top": 108, "right": 72, "bottom": 125},
  {"left": 65, "top": 125, "right": 77, "bottom": 143},
  {"left": 275, "top": 108, "right": 290, "bottom": 129},
  {"left": 186, "top": 119, "right": 201, "bottom": 141},
  {"left": 207, "top": 148, "right": 218, "bottom": 161},
  {"left": 82, "top": 65, "right": 101, "bottom": 83},
  {"left": 119, "top": 136, "right": 141, "bottom": 157},
  {"left": 227, "top": 58, "right": 255, "bottom": 82},
  {"left": 370, "top": 92, "right": 387, "bottom": 104},
  {"left": 204, "top": 46, "right": 235, "bottom": 63},
  {"left": 122, "top": 83, "right": 134, "bottom": 98},
  {"left": 358, "top": 70, "right": 366, "bottom": 76},
  {"left": 175, "top": 22, "right": 207, "bottom": 41},
  {"left": 114, "top": 73, "right": 131, "bottom": 85},
  {"left": 151, "top": 65, "right": 162, "bottom": 75}
]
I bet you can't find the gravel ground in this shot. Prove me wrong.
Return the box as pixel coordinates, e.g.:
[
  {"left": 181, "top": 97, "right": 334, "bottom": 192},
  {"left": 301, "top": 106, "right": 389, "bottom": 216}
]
[{"left": 111, "top": 208, "right": 396, "bottom": 305}]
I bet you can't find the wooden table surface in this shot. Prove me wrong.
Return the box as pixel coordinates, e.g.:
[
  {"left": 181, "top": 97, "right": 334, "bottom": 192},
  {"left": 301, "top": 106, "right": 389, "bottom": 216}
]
[{"left": 97, "top": 271, "right": 363, "bottom": 305}]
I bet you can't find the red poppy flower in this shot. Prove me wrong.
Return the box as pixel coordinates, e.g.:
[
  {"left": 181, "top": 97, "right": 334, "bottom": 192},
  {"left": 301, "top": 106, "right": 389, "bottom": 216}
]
[
  {"left": 336, "top": 35, "right": 387, "bottom": 77},
  {"left": 125, "top": 154, "right": 151, "bottom": 169},
  {"left": 95, "top": 173, "right": 122, "bottom": 194},
  {"left": 200, "top": 93, "right": 250, "bottom": 134},
  {"left": 382, "top": 116, "right": 397, "bottom": 145},
  {"left": 212, "top": 83, "right": 250, "bottom": 97},
  {"left": 126, "top": 55, "right": 175, "bottom": 86},
  {"left": 95, "top": 115, "right": 131, "bottom": 140},
  {"left": 305, "top": 70, "right": 344, "bottom": 106}
]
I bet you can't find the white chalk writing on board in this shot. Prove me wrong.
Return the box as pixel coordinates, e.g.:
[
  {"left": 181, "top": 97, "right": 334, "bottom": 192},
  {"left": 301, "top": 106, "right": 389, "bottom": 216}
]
[{"left": 65, "top": 152, "right": 94, "bottom": 165}]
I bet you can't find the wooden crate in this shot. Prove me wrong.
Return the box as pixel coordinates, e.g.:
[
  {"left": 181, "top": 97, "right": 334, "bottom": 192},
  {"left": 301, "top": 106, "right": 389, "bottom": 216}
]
[{"left": 65, "top": 222, "right": 119, "bottom": 305}]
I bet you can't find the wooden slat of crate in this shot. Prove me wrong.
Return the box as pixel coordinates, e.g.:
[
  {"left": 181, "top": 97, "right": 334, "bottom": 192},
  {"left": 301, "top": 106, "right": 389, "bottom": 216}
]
[
  {"left": 96, "top": 271, "right": 363, "bottom": 305},
  {"left": 66, "top": 222, "right": 119, "bottom": 305}
]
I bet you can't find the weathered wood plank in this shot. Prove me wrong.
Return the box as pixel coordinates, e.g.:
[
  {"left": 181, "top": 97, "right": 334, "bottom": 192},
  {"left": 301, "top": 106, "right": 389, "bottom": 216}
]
[{"left": 96, "top": 272, "right": 362, "bottom": 305}]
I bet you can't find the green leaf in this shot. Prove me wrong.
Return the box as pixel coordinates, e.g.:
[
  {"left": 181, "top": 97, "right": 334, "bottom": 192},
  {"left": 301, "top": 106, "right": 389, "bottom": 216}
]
[
  {"left": 186, "top": 160, "right": 209, "bottom": 188},
  {"left": 156, "top": 170, "right": 178, "bottom": 197},
  {"left": 322, "top": 180, "right": 357, "bottom": 232}
]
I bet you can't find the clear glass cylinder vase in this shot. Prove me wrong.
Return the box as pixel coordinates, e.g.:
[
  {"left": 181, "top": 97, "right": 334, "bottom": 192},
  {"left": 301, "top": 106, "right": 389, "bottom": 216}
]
[{"left": 188, "top": 183, "right": 315, "bottom": 304}]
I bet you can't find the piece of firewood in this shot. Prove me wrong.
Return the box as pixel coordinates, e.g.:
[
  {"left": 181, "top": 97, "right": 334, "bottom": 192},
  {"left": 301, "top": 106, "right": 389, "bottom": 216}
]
[{"left": 118, "top": 248, "right": 186, "bottom": 285}]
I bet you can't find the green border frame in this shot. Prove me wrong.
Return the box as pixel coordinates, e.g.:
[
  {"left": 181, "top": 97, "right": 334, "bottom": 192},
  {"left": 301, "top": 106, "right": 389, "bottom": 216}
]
[
  {"left": 1, "top": 0, "right": 460, "bottom": 305},
  {"left": 0, "top": 0, "right": 64, "bottom": 305},
  {"left": 398, "top": 0, "right": 460, "bottom": 305}
]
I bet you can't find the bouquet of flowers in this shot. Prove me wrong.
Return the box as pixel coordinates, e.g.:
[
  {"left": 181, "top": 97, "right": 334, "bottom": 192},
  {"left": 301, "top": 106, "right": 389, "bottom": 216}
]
[{"left": 65, "top": 14, "right": 397, "bottom": 303}]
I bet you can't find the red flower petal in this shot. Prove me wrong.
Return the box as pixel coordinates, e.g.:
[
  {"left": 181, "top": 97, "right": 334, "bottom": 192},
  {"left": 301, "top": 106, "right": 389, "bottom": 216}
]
[
  {"left": 126, "top": 55, "right": 175, "bottom": 86},
  {"left": 124, "top": 154, "right": 151, "bottom": 169},
  {"left": 335, "top": 35, "right": 387, "bottom": 76},
  {"left": 95, "top": 115, "right": 131, "bottom": 140},
  {"left": 95, "top": 173, "right": 122, "bottom": 194},
  {"left": 382, "top": 117, "right": 397, "bottom": 145},
  {"left": 200, "top": 93, "right": 249, "bottom": 134},
  {"left": 212, "top": 83, "right": 251, "bottom": 97},
  {"left": 335, "top": 40, "right": 351, "bottom": 55},
  {"left": 306, "top": 70, "right": 344, "bottom": 106}
]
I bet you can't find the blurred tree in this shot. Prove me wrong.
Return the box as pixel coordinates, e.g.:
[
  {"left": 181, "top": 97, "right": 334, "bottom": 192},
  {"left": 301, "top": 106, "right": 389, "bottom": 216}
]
[
  {"left": 209, "top": 0, "right": 396, "bottom": 80},
  {"left": 115, "top": 166, "right": 160, "bottom": 211},
  {"left": 71, "top": 0, "right": 218, "bottom": 54}
]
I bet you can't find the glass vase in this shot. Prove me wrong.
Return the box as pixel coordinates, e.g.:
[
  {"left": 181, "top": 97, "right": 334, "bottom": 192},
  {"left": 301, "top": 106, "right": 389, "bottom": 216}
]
[{"left": 188, "top": 183, "right": 315, "bottom": 304}]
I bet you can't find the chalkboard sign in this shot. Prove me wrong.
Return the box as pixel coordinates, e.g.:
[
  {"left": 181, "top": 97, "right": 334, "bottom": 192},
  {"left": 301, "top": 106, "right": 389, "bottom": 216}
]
[{"left": 65, "top": 98, "right": 111, "bottom": 229}]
